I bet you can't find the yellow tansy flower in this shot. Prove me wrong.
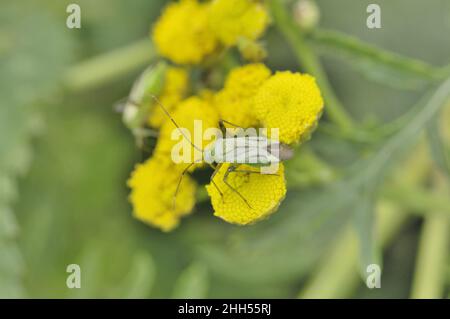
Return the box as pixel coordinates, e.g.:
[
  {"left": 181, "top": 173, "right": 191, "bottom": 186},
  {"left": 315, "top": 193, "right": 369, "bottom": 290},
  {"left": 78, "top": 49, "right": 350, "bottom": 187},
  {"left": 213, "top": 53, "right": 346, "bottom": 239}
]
[
  {"left": 224, "top": 63, "right": 271, "bottom": 98},
  {"left": 214, "top": 63, "right": 271, "bottom": 127},
  {"left": 148, "top": 67, "right": 190, "bottom": 128},
  {"left": 254, "top": 71, "right": 324, "bottom": 144},
  {"left": 209, "top": 0, "right": 269, "bottom": 46},
  {"left": 155, "top": 96, "right": 220, "bottom": 166},
  {"left": 152, "top": 0, "right": 218, "bottom": 64},
  {"left": 128, "top": 156, "right": 196, "bottom": 232},
  {"left": 206, "top": 163, "right": 286, "bottom": 225}
]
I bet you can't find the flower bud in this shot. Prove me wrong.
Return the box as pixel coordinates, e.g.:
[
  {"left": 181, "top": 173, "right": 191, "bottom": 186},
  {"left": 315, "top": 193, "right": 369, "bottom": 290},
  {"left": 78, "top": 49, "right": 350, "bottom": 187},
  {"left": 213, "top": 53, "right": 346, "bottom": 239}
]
[
  {"left": 293, "top": 0, "right": 320, "bottom": 31},
  {"left": 123, "top": 61, "right": 167, "bottom": 130},
  {"left": 237, "top": 37, "right": 267, "bottom": 62}
]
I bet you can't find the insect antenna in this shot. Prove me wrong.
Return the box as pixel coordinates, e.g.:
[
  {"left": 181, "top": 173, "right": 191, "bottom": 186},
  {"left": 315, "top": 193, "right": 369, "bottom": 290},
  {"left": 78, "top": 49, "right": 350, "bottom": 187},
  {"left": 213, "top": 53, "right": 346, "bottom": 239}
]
[{"left": 150, "top": 95, "right": 203, "bottom": 152}]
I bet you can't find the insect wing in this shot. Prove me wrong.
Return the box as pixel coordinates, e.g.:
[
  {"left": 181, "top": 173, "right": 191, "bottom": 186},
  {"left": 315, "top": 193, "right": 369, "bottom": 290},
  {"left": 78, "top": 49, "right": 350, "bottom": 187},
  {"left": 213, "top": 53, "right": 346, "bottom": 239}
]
[{"left": 234, "top": 137, "right": 272, "bottom": 164}]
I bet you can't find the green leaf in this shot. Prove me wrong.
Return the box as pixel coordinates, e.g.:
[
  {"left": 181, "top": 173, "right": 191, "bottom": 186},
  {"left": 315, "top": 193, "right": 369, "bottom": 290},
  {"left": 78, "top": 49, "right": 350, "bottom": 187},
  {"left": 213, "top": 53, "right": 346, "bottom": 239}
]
[
  {"left": 427, "top": 116, "right": 450, "bottom": 178},
  {"left": 0, "top": 207, "right": 19, "bottom": 239},
  {"left": 309, "top": 29, "right": 443, "bottom": 90},
  {"left": 172, "top": 263, "right": 209, "bottom": 299},
  {"left": 285, "top": 147, "right": 337, "bottom": 188},
  {"left": 64, "top": 40, "right": 155, "bottom": 93},
  {"left": 0, "top": 1, "right": 77, "bottom": 297},
  {"left": 119, "top": 252, "right": 156, "bottom": 299},
  {"left": 353, "top": 186, "right": 380, "bottom": 276},
  {"left": 349, "top": 76, "right": 450, "bottom": 274}
]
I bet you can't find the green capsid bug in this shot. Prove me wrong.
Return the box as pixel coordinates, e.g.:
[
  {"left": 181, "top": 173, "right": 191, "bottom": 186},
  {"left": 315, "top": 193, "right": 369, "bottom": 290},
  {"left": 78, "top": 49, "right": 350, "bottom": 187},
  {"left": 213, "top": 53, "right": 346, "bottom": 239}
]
[
  {"left": 151, "top": 96, "right": 293, "bottom": 209},
  {"left": 203, "top": 133, "right": 294, "bottom": 166}
]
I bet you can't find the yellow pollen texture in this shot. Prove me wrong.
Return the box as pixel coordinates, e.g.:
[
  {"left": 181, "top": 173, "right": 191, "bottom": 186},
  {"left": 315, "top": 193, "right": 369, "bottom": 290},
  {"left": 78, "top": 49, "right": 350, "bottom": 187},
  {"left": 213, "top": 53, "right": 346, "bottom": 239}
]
[
  {"left": 206, "top": 163, "right": 286, "bottom": 225},
  {"left": 209, "top": 0, "right": 269, "bottom": 46},
  {"left": 214, "top": 63, "right": 271, "bottom": 127},
  {"left": 254, "top": 71, "right": 324, "bottom": 144},
  {"left": 152, "top": 0, "right": 218, "bottom": 64},
  {"left": 127, "top": 156, "right": 196, "bottom": 232}
]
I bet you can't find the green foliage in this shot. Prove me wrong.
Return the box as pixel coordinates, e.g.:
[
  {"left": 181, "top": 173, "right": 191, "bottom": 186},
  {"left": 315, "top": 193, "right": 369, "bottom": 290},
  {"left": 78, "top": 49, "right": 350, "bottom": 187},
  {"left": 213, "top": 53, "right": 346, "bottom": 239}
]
[
  {"left": 427, "top": 117, "right": 450, "bottom": 179},
  {"left": 172, "top": 263, "right": 209, "bottom": 298},
  {"left": 0, "top": 1, "right": 75, "bottom": 298},
  {"left": 309, "top": 29, "right": 443, "bottom": 90}
]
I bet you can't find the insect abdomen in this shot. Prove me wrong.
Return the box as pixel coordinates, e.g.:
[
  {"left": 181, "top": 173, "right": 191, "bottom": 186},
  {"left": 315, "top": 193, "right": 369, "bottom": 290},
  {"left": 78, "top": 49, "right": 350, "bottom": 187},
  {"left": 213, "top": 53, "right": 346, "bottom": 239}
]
[{"left": 212, "top": 137, "right": 280, "bottom": 165}]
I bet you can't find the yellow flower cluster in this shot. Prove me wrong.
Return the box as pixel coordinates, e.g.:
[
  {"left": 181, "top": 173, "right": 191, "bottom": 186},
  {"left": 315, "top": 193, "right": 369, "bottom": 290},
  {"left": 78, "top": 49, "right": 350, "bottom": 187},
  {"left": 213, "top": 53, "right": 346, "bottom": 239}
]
[
  {"left": 127, "top": 0, "right": 326, "bottom": 232},
  {"left": 126, "top": 63, "right": 324, "bottom": 231},
  {"left": 148, "top": 67, "right": 190, "bottom": 128},
  {"left": 254, "top": 71, "right": 324, "bottom": 144},
  {"left": 214, "top": 63, "right": 271, "bottom": 127},
  {"left": 209, "top": 0, "right": 270, "bottom": 46},
  {"left": 206, "top": 164, "right": 286, "bottom": 225},
  {"left": 213, "top": 65, "right": 323, "bottom": 145},
  {"left": 152, "top": 0, "right": 217, "bottom": 65},
  {"left": 152, "top": 0, "right": 270, "bottom": 65},
  {"left": 128, "top": 156, "right": 196, "bottom": 232}
]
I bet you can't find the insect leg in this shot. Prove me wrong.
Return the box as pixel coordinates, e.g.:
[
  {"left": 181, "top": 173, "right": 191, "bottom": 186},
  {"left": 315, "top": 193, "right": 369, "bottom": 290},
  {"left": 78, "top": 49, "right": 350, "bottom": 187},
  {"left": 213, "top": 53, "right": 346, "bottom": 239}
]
[
  {"left": 209, "top": 163, "right": 224, "bottom": 201},
  {"left": 173, "top": 161, "right": 199, "bottom": 210},
  {"left": 151, "top": 95, "right": 203, "bottom": 153},
  {"left": 222, "top": 165, "right": 253, "bottom": 209},
  {"left": 219, "top": 119, "right": 246, "bottom": 128},
  {"left": 228, "top": 167, "right": 280, "bottom": 176},
  {"left": 219, "top": 119, "right": 247, "bottom": 137}
]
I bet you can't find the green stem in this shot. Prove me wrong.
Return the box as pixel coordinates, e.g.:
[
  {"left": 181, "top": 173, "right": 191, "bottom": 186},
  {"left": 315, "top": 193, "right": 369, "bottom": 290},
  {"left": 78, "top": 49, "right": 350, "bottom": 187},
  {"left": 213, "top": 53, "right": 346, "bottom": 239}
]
[
  {"left": 382, "top": 183, "right": 450, "bottom": 216},
  {"left": 269, "top": 0, "right": 355, "bottom": 130},
  {"left": 299, "top": 200, "right": 408, "bottom": 298},
  {"left": 410, "top": 215, "right": 449, "bottom": 298},
  {"left": 410, "top": 173, "right": 450, "bottom": 298},
  {"left": 310, "top": 29, "right": 443, "bottom": 81},
  {"left": 64, "top": 39, "right": 155, "bottom": 92},
  {"left": 298, "top": 143, "right": 430, "bottom": 298},
  {"left": 319, "top": 122, "right": 381, "bottom": 144}
]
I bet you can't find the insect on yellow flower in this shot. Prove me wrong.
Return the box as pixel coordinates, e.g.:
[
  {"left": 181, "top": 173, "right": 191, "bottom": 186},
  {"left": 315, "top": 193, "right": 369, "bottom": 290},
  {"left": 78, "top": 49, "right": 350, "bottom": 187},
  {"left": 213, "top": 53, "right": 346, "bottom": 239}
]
[
  {"left": 150, "top": 95, "right": 293, "bottom": 219},
  {"left": 152, "top": 0, "right": 218, "bottom": 65},
  {"left": 154, "top": 96, "right": 220, "bottom": 167},
  {"left": 125, "top": 66, "right": 324, "bottom": 228}
]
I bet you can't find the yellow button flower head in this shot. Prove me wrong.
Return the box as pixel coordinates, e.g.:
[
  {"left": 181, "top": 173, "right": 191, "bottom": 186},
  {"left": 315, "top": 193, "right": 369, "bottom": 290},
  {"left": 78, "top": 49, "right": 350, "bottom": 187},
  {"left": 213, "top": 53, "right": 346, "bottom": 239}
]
[
  {"left": 155, "top": 96, "right": 220, "bottom": 166},
  {"left": 152, "top": 0, "right": 218, "bottom": 64},
  {"left": 148, "top": 67, "right": 190, "bottom": 128},
  {"left": 254, "top": 71, "right": 324, "bottom": 144},
  {"left": 209, "top": 0, "right": 269, "bottom": 46},
  {"left": 214, "top": 63, "right": 271, "bottom": 127},
  {"left": 206, "top": 164, "right": 286, "bottom": 225},
  {"left": 128, "top": 156, "right": 196, "bottom": 232},
  {"left": 224, "top": 63, "right": 271, "bottom": 98}
]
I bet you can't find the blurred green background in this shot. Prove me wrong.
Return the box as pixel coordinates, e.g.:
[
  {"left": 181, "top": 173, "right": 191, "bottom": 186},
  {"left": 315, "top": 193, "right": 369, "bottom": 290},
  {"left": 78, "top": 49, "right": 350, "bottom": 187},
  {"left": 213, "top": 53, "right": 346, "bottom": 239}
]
[{"left": 1, "top": 0, "right": 449, "bottom": 298}]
